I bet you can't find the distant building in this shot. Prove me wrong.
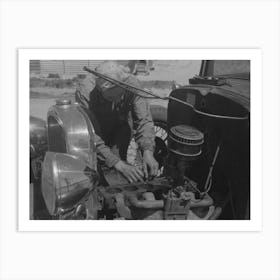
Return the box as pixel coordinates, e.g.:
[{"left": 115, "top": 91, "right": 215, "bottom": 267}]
[
  {"left": 30, "top": 60, "right": 154, "bottom": 76},
  {"left": 30, "top": 60, "right": 105, "bottom": 76}
]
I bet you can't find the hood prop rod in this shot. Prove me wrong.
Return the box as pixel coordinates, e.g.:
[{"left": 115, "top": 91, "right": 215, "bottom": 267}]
[{"left": 83, "top": 66, "right": 248, "bottom": 121}]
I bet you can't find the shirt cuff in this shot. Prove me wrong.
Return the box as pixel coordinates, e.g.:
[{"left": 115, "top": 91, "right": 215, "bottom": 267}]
[
  {"left": 139, "top": 138, "right": 155, "bottom": 153},
  {"left": 105, "top": 153, "right": 121, "bottom": 168}
]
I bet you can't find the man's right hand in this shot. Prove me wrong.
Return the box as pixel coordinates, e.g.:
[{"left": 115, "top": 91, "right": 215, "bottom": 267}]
[{"left": 114, "top": 161, "right": 144, "bottom": 183}]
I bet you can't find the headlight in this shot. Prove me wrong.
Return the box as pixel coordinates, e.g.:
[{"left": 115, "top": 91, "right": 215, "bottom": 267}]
[
  {"left": 41, "top": 152, "right": 95, "bottom": 215},
  {"left": 30, "top": 116, "right": 47, "bottom": 158}
]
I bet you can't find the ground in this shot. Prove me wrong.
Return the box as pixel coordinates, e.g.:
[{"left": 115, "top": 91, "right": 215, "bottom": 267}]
[{"left": 30, "top": 60, "right": 201, "bottom": 120}]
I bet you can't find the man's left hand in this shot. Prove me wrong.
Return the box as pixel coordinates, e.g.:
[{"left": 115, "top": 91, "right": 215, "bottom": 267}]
[{"left": 142, "top": 150, "right": 159, "bottom": 179}]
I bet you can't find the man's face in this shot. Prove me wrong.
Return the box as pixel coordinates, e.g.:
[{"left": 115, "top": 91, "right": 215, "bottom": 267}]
[{"left": 102, "top": 85, "right": 124, "bottom": 102}]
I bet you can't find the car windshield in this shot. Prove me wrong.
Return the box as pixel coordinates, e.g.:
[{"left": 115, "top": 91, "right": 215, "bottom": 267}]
[{"left": 212, "top": 60, "right": 250, "bottom": 76}]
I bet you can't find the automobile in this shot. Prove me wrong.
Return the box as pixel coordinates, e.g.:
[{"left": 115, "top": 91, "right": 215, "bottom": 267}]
[{"left": 29, "top": 60, "right": 250, "bottom": 220}]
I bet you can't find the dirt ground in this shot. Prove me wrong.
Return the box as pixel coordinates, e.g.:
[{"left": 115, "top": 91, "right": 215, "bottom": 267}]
[{"left": 30, "top": 60, "right": 201, "bottom": 120}]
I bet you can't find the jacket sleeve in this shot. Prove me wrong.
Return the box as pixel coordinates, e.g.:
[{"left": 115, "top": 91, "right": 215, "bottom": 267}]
[
  {"left": 129, "top": 77, "right": 155, "bottom": 152},
  {"left": 95, "top": 133, "right": 120, "bottom": 168}
]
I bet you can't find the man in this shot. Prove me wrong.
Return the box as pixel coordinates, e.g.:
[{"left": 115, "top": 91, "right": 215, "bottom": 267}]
[{"left": 89, "top": 61, "right": 158, "bottom": 183}]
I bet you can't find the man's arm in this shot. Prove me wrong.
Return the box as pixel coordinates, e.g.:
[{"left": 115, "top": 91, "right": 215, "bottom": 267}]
[
  {"left": 125, "top": 76, "right": 155, "bottom": 153},
  {"left": 95, "top": 131, "right": 144, "bottom": 183},
  {"left": 132, "top": 95, "right": 155, "bottom": 153},
  {"left": 95, "top": 133, "right": 120, "bottom": 168},
  {"left": 127, "top": 75, "right": 159, "bottom": 177},
  {"left": 132, "top": 96, "right": 159, "bottom": 177}
]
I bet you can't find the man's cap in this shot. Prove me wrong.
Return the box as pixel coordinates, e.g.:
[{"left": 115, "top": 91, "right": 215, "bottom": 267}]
[{"left": 95, "top": 61, "right": 129, "bottom": 92}]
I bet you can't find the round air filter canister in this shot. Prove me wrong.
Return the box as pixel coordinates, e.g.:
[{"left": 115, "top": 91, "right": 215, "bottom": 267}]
[{"left": 168, "top": 125, "right": 204, "bottom": 158}]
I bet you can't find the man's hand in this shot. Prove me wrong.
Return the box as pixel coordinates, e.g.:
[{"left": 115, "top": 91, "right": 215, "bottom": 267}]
[
  {"left": 114, "top": 161, "right": 144, "bottom": 183},
  {"left": 142, "top": 150, "right": 159, "bottom": 178}
]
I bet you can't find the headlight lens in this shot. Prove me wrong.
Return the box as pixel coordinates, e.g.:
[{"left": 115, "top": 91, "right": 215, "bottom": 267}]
[{"left": 41, "top": 152, "right": 94, "bottom": 215}]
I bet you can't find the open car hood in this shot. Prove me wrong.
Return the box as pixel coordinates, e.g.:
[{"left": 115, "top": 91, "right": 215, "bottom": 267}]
[{"left": 185, "top": 82, "right": 250, "bottom": 112}]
